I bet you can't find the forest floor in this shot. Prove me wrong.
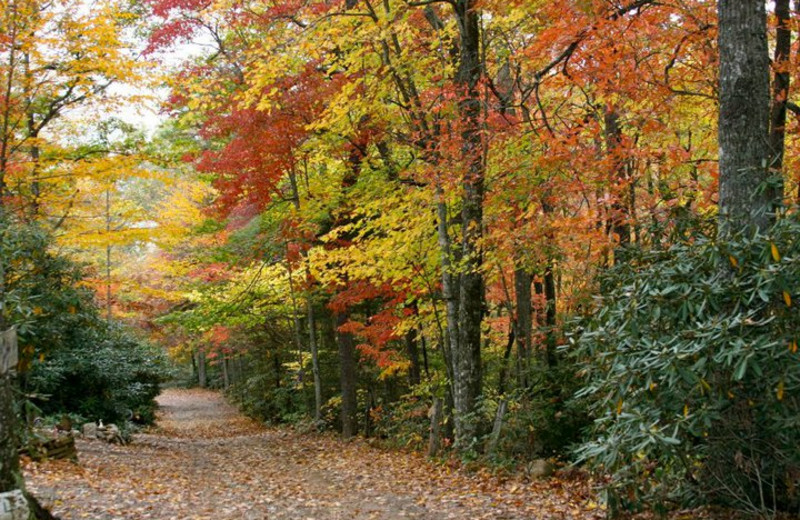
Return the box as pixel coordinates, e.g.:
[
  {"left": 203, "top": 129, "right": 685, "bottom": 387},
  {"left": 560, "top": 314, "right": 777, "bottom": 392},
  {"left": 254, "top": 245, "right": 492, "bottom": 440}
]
[{"left": 23, "top": 388, "right": 606, "bottom": 519}]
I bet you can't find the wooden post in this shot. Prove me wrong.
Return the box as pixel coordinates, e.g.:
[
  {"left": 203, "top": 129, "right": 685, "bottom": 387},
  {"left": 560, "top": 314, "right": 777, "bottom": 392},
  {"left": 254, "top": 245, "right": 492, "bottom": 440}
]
[
  {"left": 486, "top": 399, "right": 507, "bottom": 456},
  {"left": 0, "top": 328, "right": 16, "bottom": 376},
  {"left": 427, "top": 397, "right": 443, "bottom": 457},
  {"left": 0, "top": 327, "right": 21, "bottom": 494}
]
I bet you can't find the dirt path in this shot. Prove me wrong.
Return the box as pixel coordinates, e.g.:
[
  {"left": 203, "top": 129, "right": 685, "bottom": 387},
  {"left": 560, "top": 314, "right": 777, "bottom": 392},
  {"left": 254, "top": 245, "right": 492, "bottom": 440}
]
[{"left": 23, "top": 388, "right": 603, "bottom": 519}]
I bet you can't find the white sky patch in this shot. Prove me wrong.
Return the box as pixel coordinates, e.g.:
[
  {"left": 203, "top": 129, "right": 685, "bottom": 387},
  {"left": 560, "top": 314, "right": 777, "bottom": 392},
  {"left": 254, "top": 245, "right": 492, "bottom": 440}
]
[
  {"left": 55, "top": 12, "right": 215, "bottom": 141},
  {"left": 109, "top": 36, "right": 216, "bottom": 135}
]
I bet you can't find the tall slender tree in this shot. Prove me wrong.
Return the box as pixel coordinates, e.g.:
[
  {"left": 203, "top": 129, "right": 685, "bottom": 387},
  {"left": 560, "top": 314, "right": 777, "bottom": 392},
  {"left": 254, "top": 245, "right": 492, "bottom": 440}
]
[
  {"left": 450, "top": 0, "right": 485, "bottom": 449},
  {"left": 717, "top": 0, "right": 772, "bottom": 234}
]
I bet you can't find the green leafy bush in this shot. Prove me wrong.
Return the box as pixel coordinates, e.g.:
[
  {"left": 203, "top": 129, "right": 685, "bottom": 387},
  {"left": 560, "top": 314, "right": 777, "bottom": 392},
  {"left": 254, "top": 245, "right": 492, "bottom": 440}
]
[
  {"left": 370, "top": 381, "right": 442, "bottom": 451},
  {"left": 230, "top": 372, "right": 308, "bottom": 423},
  {"left": 29, "top": 324, "right": 171, "bottom": 424},
  {"left": 226, "top": 343, "right": 308, "bottom": 424},
  {"left": 1, "top": 219, "right": 170, "bottom": 426},
  {"left": 572, "top": 214, "right": 800, "bottom": 516}
]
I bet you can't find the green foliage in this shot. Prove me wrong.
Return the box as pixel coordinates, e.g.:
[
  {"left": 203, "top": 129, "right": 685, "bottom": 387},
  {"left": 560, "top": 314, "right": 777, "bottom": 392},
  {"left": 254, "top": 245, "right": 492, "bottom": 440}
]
[
  {"left": 320, "top": 395, "right": 344, "bottom": 431},
  {"left": 229, "top": 369, "right": 308, "bottom": 423},
  {"left": 30, "top": 324, "right": 171, "bottom": 424},
  {"left": 489, "top": 365, "right": 590, "bottom": 464},
  {"left": 369, "top": 380, "right": 443, "bottom": 451},
  {"left": 572, "top": 213, "right": 800, "bottom": 515},
  {"left": 224, "top": 327, "right": 308, "bottom": 424},
  {"left": 1, "top": 219, "right": 170, "bottom": 426},
  {"left": 1, "top": 222, "right": 88, "bottom": 337}
]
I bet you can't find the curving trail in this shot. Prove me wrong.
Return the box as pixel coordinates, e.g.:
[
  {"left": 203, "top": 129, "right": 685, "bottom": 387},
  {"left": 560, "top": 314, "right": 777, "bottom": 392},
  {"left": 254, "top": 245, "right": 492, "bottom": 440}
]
[{"left": 23, "top": 388, "right": 602, "bottom": 519}]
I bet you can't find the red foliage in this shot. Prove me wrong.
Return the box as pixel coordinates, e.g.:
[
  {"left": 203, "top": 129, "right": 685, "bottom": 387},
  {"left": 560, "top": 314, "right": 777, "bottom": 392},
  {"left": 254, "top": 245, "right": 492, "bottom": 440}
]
[
  {"left": 327, "top": 281, "right": 412, "bottom": 369},
  {"left": 187, "top": 262, "right": 234, "bottom": 282},
  {"left": 194, "top": 63, "right": 343, "bottom": 216},
  {"left": 328, "top": 280, "right": 401, "bottom": 314}
]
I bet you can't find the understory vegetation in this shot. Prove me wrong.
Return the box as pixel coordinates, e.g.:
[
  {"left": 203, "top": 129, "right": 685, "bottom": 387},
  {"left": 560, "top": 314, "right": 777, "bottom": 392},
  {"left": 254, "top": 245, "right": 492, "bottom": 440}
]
[
  {"left": 574, "top": 214, "right": 800, "bottom": 514},
  {"left": 3, "top": 220, "right": 170, "bottom": 428}
]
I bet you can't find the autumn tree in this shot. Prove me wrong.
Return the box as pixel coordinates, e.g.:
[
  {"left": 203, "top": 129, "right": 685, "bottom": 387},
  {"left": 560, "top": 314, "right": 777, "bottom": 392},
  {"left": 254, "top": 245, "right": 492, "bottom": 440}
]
[{"left": 0, "top": 0, "right": 148, "bottom": 513}]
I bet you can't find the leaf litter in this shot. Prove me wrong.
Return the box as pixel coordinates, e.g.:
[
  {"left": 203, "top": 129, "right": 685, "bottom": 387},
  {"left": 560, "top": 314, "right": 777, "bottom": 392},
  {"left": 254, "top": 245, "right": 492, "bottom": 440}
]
[{"left": 23, "top": 388, "right": 604, "bottom": 519}]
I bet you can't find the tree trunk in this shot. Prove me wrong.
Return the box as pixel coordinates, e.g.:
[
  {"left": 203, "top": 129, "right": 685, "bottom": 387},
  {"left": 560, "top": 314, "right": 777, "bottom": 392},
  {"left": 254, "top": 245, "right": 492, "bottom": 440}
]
[
  {"left": 197, "top": 348, "right": 207, "bottom": 388},
  {"left": 419, "top": 325, "right": 430, "bottom": 380},
  {"left": 286, "top": 261, "right": 305, "bottom": 384},
  {"left": 0, "top": 375, "right": 19, "bottom": 493},
  {"left": 451, "top": 0, "right": 485, "bottom": 452},
  {"left": 497, "top": 328, "right": 514, "bottom": 396},
  {"left": 543, "top": 262, "right": 557, "bottom": 367},
  {"left": 534, "top": 263, "right": 558, "bottom": 368},
  {"left": 27, "top": 119, "right": 41, "bottom": 219},
  {"left": 105, "top": 188, "right": 113, "bottom": 322},
  {"left": 514, "top": 268, "right": 532, "bottom": 389},
  {"left": 435, "top": 188, "right": 458, "bottom": 393},
  {"left": 336, "top": 311, "right": 358, "bottom": 439},
  {"left": 273, "top": 347, "right": 282, "bottom": 389},
  {"left": 604, "top": 106, "right": 631, "bottom": 254},
  {"left": 717, "top": 0, "right": 772, "bottom": 235},
  {"left": 769, "top": 0, "right": 790, "bottom": 204},
  {"left": 221, "top": 355, "right": 229, "bottom": 389},
  {"left": 404, "top": 327, "right": 421, "bottom": 386},
  {"left": 307, "top": 298, "right": 322, "bottom": 424},
  {"left": 229, "top": 354, "right": 239, "bottom": 386}
]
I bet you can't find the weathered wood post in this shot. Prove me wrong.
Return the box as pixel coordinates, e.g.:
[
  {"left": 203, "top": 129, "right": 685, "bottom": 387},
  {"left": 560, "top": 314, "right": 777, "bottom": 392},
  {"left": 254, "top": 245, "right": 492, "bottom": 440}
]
[
  {"left": 427, "top": 398, "right": 443, "bottom": 457},
  {"left": 0, "top": 327, "right": 29, "bottom": 520},
  {"left": 486, "top": 399, "right": 507, "bottom": 456}
]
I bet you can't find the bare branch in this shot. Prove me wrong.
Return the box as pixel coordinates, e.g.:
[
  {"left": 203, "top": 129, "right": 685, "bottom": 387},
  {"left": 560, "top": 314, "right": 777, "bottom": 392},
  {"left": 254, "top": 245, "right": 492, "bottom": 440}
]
[{"left": 404, "top": 0, "right": 454, "bottom": 7}]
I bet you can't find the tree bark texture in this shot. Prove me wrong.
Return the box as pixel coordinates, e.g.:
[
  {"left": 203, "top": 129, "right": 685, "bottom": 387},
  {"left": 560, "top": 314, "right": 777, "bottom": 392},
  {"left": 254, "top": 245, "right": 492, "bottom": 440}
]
[
  {"left": 513, "top": 268, "right": 532, "bottom": 389},
  {"left": 435, "top": 190, "right": 458, "bottom": 395},
  {"left": 604, "top": 107, "right": 631, "bottom": 251},
  {"left": 221, "top": 356, "right": 229, "bottom": 389},
  {"left": 769, "top": 0, "right": 790, "bottom": 203},
  {"left": 196, "top": 348, "right": 207, "bottom": 388},
  {"left": 404, "top": 327, "right": 421, "bottom": 386},
  {"left": 0, "top": 372, "right": 20, "bottom": 493},
  {"left": 718, "top": 0, "right": 772, "bottom": 234},
  {"left": 543, "top": 264, "right": 557, "bottom": 367},
  {"left": 336, "top": 311, "right": 358, "bottom": 439},
  {"left": 307, "top": 298, "right": 322, "bottom": 423},
  {"left": 0, "top": 328, "right": 20, "bottom": 493},
  {"left": 451, "top": 0, "right": 485, "bottom": 451}
]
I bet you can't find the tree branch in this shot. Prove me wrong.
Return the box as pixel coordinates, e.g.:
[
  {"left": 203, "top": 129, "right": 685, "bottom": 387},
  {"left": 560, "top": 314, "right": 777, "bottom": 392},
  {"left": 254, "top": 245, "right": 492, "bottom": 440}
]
[{"left": 404, "top": 0, "right": 454, "bottom": 7}]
